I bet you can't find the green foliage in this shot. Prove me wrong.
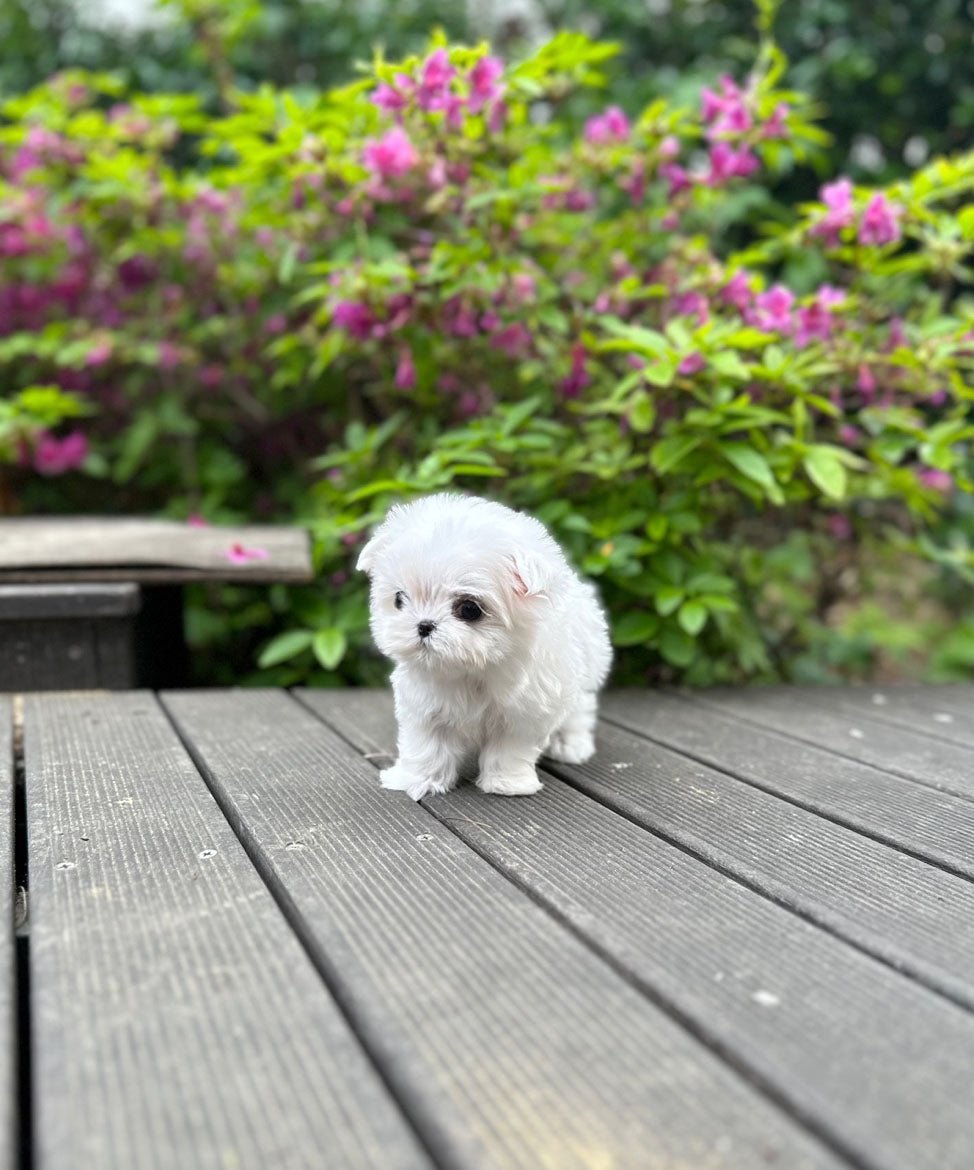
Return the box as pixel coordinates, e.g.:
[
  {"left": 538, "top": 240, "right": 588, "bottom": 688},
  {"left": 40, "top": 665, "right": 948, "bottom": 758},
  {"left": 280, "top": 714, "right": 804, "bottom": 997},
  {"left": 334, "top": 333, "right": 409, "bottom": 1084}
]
[{"left": 2, "top": 25, "right": 973, "bottom": 685}]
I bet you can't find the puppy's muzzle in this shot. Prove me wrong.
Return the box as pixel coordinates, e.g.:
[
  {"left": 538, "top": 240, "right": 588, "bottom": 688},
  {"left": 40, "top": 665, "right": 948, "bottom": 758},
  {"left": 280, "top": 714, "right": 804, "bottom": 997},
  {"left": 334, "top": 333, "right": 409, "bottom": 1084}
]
[{"left": 417, "top": 621, "right": 436, "bottom": 640}]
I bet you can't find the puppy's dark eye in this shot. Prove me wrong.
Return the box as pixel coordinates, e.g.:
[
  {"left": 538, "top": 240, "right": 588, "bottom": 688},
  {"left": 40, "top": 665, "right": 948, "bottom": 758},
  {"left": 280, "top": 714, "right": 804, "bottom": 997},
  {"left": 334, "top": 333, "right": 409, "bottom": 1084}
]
[
  {"left": 394, "top": 591, "right": 405, "bottom": 610},
  {"left": 454, "top": 598, "right": 484, "bottom": 623}
]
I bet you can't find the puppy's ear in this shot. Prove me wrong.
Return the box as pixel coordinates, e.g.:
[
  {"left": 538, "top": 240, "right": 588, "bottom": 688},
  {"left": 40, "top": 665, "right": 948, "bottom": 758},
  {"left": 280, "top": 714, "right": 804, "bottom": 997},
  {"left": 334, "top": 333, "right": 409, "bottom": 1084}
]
[
  {"left": 356, "top": 504, "right": 407, "bottom": 574},
  {"left": 510, "top": 548, "right": 554, "bottom": 598},
  {"left": 355, "top": 532, "right": 383, "bottom": 575}
]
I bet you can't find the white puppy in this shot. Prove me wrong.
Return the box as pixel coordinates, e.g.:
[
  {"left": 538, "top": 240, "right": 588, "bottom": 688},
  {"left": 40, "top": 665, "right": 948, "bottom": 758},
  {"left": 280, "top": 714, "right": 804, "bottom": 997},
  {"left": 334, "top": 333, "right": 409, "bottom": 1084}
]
[{"left": 356, "top": 493, "right": 612, "bottom": 799}]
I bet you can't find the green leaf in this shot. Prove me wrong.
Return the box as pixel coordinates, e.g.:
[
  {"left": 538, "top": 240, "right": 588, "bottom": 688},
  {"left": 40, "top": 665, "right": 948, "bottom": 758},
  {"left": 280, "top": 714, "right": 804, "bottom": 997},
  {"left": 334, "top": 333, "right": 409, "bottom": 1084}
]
[
  {"left": 655, "top": 585, "right": 684, "bottom": 616},
  {"left": 258, "top": 629, "right": 314, "bottom": 669},
  {"left": 677, "top": 600, "right": 708, "bottom": 636},
  {"left": 646, "top": 514, "right": 668, "bottom": 541},
  {"left": 629, "top": 392, "right": 656, "bottom": 433},
  {"left": 313, "top": 628, "right": 347, "bottom": 670},
  {"left": 722, "top": 443, "right": 776, "bottom": 490},
  {"left": 612, "top": 612, "right": 659, "bottom": 646},
  {"left": 659, "top": 627, "right": 696, "bottom": 667},
  {"left": 502, "top": 396, "right": 542, "bottom": 434},
  {"left": 803, "top": 445, "right": 848, "bottom": 500},
  {"left": 650, "top": 433, "right": 702, "bottom": 474}
]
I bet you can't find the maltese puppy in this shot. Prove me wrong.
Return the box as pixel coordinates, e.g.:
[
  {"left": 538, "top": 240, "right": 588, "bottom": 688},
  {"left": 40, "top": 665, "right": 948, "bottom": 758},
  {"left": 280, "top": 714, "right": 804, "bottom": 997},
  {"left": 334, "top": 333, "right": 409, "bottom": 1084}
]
[{"left": 356, "top": 493, "right": 611, "bottom": 799}]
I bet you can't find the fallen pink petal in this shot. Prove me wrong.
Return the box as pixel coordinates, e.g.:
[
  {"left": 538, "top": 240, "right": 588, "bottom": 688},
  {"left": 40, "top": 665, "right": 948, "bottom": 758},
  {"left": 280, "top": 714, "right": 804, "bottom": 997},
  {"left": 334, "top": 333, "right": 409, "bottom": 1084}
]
[{"left": 225, "top": 543, "right": 271, "bottom": 565}]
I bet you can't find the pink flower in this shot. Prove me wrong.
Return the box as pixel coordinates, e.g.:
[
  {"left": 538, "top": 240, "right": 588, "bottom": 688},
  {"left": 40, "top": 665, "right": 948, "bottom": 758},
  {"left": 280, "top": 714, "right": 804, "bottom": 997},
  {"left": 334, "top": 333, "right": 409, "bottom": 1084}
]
[
  {"left": 559, "top": 343, "right": 591, "bottom": 398},
  {"left": 419, "top": 50, "right": 456, "bottom": 108},
  {"left": 489, "top": 323, "right": 532, "bottom": 358},
  {"left": 660, "top": 162, "right": 691, "bottom": 196},
  {"left": 441, "top": 297, "right": 479, "bottom": 338},
  {"left": 705, "top": 142, "right": 759, "bottom": 185},
  {"left": 839, "top": 425, "right": 861, "bottom": 446},
  {"left": 225, "top": 543, "right": 270, "bottom": 565},
  {"left": 720, "top": 270, "right": 753, "bottom": 312},
  {"left": 186, "top": 513, "right": 209, "bottom": 528},
  {"left": 827, "top": 514, "right": 853, "bottom": 540},
  {"left": 762, "top": 102, "right": 790, "bottom": 139},
  {"left": 858, "top": 193, "right": 903, "bottom": 246},
  {"left": 394, "top": 347, "right": 416, "bottom": 390},
  {"left": 918, "top": 469, "right": 953, "bottom": 493},
  {"left": 362, "top": 127, "right": 419, "bottom": 178},
  {"left": 333, "top": 300, "right": 375, "bottom": 339},
  {"left": 584, "top": 106, "right": 631, "bottom": 146},
  {"left": 678, "top": 352, "right": 706, "bottom": 375},
  {"left": 887, "top": 318, "right": 907, "bottom": 350},
  {"left": 159, "top": 340, "right": 181, "bottom": 369},
  {"left": 85, "top": 339, "right": 112, "bottom": 367},
  {"left": 752, "top": 284, "right": 795, "bottom": 333},
  {"left": 857, "top": 364, "right": 877, "bottom": 396},
  {"left": 469, "top": 56, "right": 504, "bottom": 112},
  {"left": 810, "top": 178, "right": 855, "bottom": 245},
  {"left": 622, "top": 159, "right": 646, "bottom": 205},
  {"left": 670, "top": 291, "right": 710, "bottom": 325},
  {"left": 700, "top": 76, "right": 752, "bottom": 139},
  {"left": 428, "top": 156, "right": 447, "bottom": 187},
  {"left": 794, "top": 284, "right": 845, "bottom": 346},
  {"left": 372, "top": 82, "right": 409, "bottom": 112},
  {"left": 658, "top": 136, "right": 680, "bottom": 161},
  {"left": 487, "top": 100, "right": 507, "bottom": 134},
  {"left": 32, "top": 430, "right": 87, "bottom": 476},
  {"left": 511, "top": 273, "right": 537, "bottom": 304}
]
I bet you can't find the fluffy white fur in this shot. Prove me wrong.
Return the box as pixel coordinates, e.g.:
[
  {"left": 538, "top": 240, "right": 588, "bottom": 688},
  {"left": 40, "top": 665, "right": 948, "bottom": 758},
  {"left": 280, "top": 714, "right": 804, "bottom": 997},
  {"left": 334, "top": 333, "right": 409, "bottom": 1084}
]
[{"left": 357, "top": 493, "right": 612, "bottom": 800}]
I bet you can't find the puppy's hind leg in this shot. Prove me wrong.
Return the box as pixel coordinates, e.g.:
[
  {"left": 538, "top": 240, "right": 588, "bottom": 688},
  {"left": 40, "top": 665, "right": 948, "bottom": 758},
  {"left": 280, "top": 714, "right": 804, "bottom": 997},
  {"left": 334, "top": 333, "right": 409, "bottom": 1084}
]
[{"left": 544, "top": 691, "right": 597, "bottom": 765}]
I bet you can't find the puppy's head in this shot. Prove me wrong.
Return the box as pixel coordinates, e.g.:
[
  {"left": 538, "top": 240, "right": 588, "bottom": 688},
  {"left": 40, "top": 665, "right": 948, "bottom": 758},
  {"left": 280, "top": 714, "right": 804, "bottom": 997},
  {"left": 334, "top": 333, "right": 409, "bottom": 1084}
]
[{"left": 356, "top": 494, "right": 557, "bottom": 672}]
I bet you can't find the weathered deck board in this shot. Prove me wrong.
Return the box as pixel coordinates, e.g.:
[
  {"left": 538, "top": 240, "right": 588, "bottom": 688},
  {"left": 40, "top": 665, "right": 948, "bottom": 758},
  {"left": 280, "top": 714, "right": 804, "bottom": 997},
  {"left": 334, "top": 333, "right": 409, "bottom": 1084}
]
[
  {"left": 549, "top": 705, "right": 974, "bottom": 1010},
  {"left": 0, "top": 518, "right": 312, "bottom": 583},
  {"left": 830, "top": 685, "right": 974, "bottom": 749},
  {"left": 163, "top": 688, "right": 845, "bottom": 1170},
  {"left": 301, "top": 688, "right": 974, "bottom": 1170},
  {"left": 602, "top": 690, "right": 974, "bottom": 878},
  {"left": 0, "top": 700, "right": 14, "bottom": 1170},
  {"left": 23, "top": 692, "right": 430, "bottom": 1170},
  {"left": 694, "top": 685, "right": 974, "bottom": 782}
]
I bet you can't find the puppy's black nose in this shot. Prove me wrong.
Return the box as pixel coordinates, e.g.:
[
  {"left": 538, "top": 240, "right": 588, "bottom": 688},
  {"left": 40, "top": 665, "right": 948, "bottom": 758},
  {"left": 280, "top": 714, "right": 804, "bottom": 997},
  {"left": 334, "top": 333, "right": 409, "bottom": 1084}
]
[{"left": 417, "top": 621, "right": 435, "bottom": 639}]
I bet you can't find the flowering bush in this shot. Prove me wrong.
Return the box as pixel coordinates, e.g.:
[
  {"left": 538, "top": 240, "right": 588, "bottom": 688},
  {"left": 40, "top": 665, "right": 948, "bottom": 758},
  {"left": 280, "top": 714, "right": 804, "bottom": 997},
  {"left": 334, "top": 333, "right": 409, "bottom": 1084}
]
[{"left": 1, "top": 30, "right": 973, "bottom": 684}]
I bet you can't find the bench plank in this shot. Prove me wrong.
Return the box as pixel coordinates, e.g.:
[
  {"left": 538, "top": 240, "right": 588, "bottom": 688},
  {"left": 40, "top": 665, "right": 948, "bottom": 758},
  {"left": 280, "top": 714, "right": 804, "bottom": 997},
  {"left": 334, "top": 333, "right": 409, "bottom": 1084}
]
[
  {"left": 0, "top": 519, "right": 312, "bottom": 583},
  {"left": 163, "top": 689, "right": 845, "bottom": 1170},
  {"left": 300, "top": 688, "right": 974, "bottom": 1170},
  {"left": 23, "top": 692, "right": 429, "bottom": 1170},
  {"left": 603, "top": 690, "right": 974, "bottom": 878}
]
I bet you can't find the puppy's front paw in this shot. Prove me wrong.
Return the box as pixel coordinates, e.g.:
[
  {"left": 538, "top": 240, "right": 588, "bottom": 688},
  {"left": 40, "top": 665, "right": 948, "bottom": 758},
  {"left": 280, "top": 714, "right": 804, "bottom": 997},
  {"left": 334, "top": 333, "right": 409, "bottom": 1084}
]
[
  {"left": 477, "top": 767, "right": 543, "bottom": 797},
  {"left": 544, "top": 729, "right": 595, "bottom": 765},
  {"left": 379, "top": 763, "right": 453, "bottom": 802}
]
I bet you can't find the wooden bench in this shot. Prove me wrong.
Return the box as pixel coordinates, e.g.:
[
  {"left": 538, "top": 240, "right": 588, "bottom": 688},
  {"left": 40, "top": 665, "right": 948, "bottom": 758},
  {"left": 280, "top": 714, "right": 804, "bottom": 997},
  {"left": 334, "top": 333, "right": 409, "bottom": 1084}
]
[
  {"left": 4, "top": 684, "right": 973, "bottom": 1169},
  {"left": 0, "top": 518, "right": 313, "bottom": 688}
]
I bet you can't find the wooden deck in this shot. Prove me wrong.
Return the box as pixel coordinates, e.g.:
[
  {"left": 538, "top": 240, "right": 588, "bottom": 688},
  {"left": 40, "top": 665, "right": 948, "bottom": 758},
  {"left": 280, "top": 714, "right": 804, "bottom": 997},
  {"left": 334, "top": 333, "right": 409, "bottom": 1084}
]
[{"left": 6, "top": 685, "right": 974, "bottom": 1170}]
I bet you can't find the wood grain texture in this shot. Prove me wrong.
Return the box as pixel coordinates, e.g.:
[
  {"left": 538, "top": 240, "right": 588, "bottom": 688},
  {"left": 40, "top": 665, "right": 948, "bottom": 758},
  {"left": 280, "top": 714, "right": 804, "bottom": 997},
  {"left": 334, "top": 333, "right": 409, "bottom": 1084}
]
[
  {"left": 553, "top": 700, "right": 974, "bottom": 1011},
  {"left": 0, "top": 519, "right": 312, "bottom": 583},
  {"left": 163, "top": 688, "right": 845, "bottom": 1170},
  {"left": 0, "top": 584, "right": 139, "bottom": 620},
  {"left": 720, "top": 683, "right": 974, "bottom": 756},
  {"left": 602, "top": 690, "right": 974, "bottom": 879},
  {"left": 301, "top": 687, "right": 974, "bottom": 1170},
  {"left": 0, "top": 699, "right": 14, "bottom": 1170},
  {"left": 685, "top": 686, "right": 974, "bottom": 802},
  {"left": 23, "top": 692, "right": 429, "bottom": 1170}
]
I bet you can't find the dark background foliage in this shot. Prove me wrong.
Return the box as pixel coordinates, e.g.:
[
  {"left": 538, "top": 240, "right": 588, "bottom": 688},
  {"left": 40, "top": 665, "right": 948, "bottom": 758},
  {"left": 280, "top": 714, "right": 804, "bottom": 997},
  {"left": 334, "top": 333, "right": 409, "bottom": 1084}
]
[{"left": 2, "top": 0, "right": 971, "bottom": 178}]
